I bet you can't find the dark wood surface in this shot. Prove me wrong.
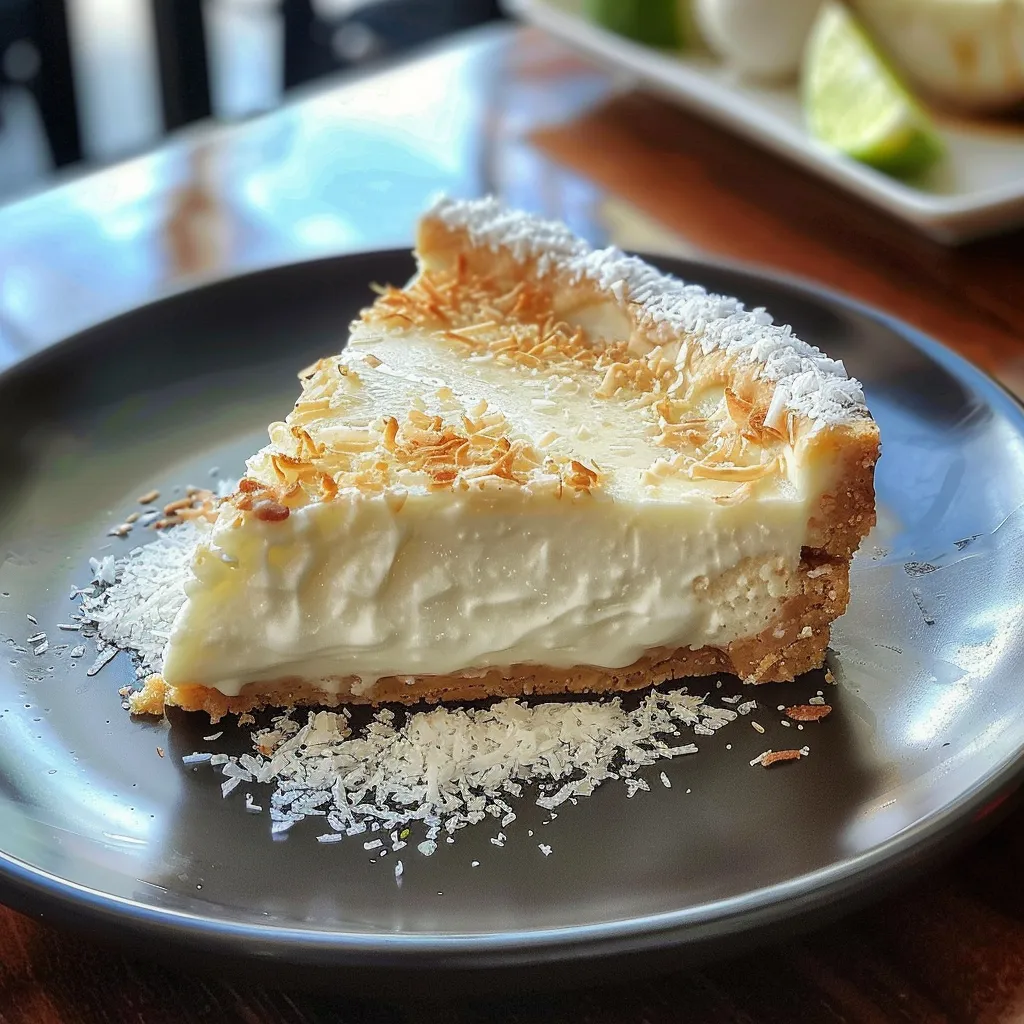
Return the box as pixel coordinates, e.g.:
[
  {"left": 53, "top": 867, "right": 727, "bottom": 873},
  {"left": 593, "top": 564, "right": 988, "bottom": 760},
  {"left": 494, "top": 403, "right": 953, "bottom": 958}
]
[{"left": 2, "top": 23, "right": 1024, "bottom": 1024}]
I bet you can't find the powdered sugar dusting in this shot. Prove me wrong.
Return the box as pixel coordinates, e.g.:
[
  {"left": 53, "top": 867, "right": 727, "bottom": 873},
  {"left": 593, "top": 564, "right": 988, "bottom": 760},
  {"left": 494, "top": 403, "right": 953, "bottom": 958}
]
[{"left": 427, "top": 196, "right": 868, "bottom": 430}]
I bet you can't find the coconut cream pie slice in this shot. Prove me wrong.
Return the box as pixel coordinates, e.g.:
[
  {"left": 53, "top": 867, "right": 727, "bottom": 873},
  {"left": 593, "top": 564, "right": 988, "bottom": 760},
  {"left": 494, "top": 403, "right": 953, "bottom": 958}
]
[{"left": 134, "top": 197, "right": 878, "bottom": 720}]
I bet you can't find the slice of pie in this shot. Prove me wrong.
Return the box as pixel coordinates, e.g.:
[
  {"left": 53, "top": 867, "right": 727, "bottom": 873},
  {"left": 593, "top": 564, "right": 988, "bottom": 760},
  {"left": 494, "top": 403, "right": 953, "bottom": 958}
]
[{"left": 135, "top": 197, "right": 879, "bottom": 720}]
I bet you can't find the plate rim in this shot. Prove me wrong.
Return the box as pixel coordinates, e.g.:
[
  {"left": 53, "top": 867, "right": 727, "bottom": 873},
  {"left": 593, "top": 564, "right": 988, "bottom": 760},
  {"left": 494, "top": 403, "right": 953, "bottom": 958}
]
[{"left": 1, "top": 248, "right": 1023, "bottom": 971}]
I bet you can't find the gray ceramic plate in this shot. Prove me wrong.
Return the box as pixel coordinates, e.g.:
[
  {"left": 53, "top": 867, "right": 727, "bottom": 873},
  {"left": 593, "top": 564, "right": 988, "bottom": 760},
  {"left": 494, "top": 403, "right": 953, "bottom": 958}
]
[{"left": 0, "top": 252, "right": 1022, "bottom": 990}]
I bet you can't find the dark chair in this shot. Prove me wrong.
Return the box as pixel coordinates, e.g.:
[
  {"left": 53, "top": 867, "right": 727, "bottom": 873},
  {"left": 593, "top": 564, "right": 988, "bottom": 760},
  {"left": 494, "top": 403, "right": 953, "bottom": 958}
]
[
  {"left": 0, "top": 0, "right": 80, "bottom": 167},
  {"left": 150, "top": 0, "right": 212, "bottom": 131},
  {"left": 283, "top": 0, "right": 505, "bottom": 91}
]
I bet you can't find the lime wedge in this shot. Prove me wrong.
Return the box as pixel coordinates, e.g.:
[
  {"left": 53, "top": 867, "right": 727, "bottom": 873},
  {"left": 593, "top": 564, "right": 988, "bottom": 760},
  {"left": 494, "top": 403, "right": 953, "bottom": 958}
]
[
  {"left": 803, "top": 1, "right": 943, "bottom": 178},
  {"left": 583, "top": 0, "right": 693, "bottom": 50}
]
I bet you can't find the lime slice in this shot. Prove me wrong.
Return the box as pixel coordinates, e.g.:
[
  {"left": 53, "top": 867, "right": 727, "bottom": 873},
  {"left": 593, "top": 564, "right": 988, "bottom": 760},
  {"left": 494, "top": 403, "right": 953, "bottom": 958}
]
[
  {"left": 803, "top": 1, "right": 943, "bottom": 178},
  {"left": 583, "top": 0, "right": 693, "bottom": 50}
]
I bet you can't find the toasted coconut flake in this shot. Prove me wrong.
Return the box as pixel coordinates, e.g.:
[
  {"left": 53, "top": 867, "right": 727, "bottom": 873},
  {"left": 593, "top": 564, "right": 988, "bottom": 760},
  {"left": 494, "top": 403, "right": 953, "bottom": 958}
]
[
  {"left": 784, "top": 704, "right": 833, "bottom": 722},
  {"left": 713, "top": 483, "right": 754, "bottom": 506},
  {"left": 382, "top": 416, "right": 399, "bottom": 451},
  {"left": 759, "top": 749, "right": 803, "bottom": 767},
  {"left": 566, "top": 459, "right": 599, "bottom": 493},
  {"left": 298, "top": 358, "right": 324, "bottom": 380},
  {"left": 724, "top": 387, "right": 753, "bottom": 424},
  {"left": 339, "top": 365, "right": 362, "bottom": 385},
  {"left": 688, "top": 457, "right": 778, "bottom": 483},
  {"left": 656, "top": 422, "right": 710, "bottom": 451},
  {"left": 254, "top": 500, "right": 290, "bottom": 522},
  {"left": 595, "top": 363, "right": 626, "bottom": 399}
]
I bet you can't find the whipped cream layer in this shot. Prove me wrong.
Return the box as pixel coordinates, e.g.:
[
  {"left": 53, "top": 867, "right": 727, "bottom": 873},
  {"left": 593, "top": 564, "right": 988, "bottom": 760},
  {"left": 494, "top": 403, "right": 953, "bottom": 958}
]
[{"left": 162, "top": 488, "right": 803, "bottom": 694}]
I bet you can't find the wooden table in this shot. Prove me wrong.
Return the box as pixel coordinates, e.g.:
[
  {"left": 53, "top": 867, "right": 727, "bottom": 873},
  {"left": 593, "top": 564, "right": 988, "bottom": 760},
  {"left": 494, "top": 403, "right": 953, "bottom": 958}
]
[{"left": 3, "top": 22, "right": 1024, "bottom": 1024}]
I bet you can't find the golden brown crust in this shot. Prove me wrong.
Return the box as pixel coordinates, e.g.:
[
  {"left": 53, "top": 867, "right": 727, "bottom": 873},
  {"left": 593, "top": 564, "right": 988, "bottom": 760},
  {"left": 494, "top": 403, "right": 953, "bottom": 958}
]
[{"left": 803, "top": 421, "right": 880, "bottom": 559}]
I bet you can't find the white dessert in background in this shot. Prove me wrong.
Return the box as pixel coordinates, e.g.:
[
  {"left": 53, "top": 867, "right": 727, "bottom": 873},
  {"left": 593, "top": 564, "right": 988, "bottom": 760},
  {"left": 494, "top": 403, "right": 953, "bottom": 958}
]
[
  {"left": 132, "top": 197, "right": 879, "bottom": 721},
  {"left": 694, "top": 0, "right": 824, "bottom": 80},
  {"left": 850, "top": 0, "right": 1024, "bottom": 111}
]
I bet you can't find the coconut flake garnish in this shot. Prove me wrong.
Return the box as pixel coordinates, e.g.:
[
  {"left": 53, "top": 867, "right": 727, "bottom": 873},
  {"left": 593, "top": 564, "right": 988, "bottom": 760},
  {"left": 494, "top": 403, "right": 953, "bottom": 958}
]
[
  {"left": 428, "top": 196, "right": 869, "bottom": 430},
  {"left": 191, "top": 689, "right": 732, "bottom": 859},
  {"left": 78, "top": 521, "right": 201, "bottom": 673}
]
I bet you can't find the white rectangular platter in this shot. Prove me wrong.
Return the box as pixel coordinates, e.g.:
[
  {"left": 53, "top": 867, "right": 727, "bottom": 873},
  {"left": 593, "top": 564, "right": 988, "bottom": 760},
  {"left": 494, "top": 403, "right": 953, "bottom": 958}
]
[{"left": 508, "top": 0, "right": 1024, "bottom": 244}]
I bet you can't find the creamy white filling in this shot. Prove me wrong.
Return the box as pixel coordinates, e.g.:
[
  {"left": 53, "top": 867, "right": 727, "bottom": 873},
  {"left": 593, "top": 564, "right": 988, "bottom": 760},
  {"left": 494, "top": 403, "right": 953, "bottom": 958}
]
[{"left": 161, "top": 487, "right": 805, "bottom": 695}]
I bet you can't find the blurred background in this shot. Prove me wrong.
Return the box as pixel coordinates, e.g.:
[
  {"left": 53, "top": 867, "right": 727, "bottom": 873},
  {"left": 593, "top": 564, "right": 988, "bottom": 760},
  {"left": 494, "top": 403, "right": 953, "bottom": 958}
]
[
  {"left": 0, "top": 0, "right": 506, "bottom": 203},
  {"left": 3, "top": 0, "right": 1022, "bottom": 365}
]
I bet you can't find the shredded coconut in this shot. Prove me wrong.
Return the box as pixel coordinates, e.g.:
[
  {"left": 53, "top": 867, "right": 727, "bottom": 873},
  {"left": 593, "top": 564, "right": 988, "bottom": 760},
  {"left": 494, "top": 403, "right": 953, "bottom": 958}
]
[
  {"left": 428, "top": 196, "right": 869, "bottom": 430},
  {"left": 78, "top": 522, "right": 200, "bottom": 672},
  {"left": 86, "top": 647, "right": 117, "bottom": 677},
  {"left": 189, "top": 689, "right": 733, "bottom": 861}
]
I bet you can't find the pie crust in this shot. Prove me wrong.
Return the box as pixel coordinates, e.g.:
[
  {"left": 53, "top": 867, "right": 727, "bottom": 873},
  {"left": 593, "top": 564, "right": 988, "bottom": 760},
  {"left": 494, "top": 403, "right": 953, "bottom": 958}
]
[{"left": 134, "top": 198, "right": 879, "bottom": 720}]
